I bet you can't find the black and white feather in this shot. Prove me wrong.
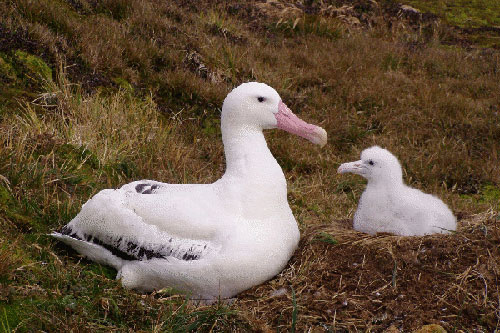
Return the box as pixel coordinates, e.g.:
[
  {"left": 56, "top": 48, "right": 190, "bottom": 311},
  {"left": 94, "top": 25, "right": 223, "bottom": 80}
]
[
  {"left": 134, "top": 182, "right": 162, "bottom": 194},
  {"left": 56, "top": 225, "right": 211, "bottom": 262}
]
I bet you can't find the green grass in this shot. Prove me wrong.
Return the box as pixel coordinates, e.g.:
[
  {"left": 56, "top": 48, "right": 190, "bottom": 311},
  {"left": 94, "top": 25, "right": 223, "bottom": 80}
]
[
  {"left": 14, "top": 50, "right": 52, "bottom": 82},
  {"left": 0, "top": 0, "right": 499, "bottom": 331},
  {"left": 480, "top": 184, "right": 500, "bottom": 209},
  {"left": 403, "top": 0, "right": 500, "bottom": 47},
  {"left": 404, "top": 0, "right": 500, "bottom": 28},
  {"left": 313, "top": 232, "right": 339, "bottom": 245}
]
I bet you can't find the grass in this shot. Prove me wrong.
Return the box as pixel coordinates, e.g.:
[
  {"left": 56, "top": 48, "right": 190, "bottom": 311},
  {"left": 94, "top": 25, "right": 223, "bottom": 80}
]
[
  {"left": 404, "top": 0, "right": 500, "bottom": 28},
  {"left": 1, "top": 308, "right": 11, "bottom": 333},
  {"left": 291, "top": 287, "right": 297, "bottom": 333},
  {"left": 0, "top": 0, "right": 499, "bottom": 331},
  {"left": 404, "top": 0, "right": 500, "bottom": 48},
  {"left": 239, "top": 211, "right": 500, "bottom": 330},
  {"left": 313, "top": 232, "right": 339, "bottom": 245}
]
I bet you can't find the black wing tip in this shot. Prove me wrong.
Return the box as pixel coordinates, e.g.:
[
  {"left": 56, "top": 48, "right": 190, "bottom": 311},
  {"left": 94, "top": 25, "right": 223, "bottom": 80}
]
[
  {"left": 55, "top": 225, "right": 169, "bottom": 261},
  {"left": 60, "top": 225, "right": 83, "bottom": 241},
  {"left": 56, "top": 226, "right": 203, "bottom": 262},
  {"left": 135, "top": 183, "right": 160, "bottom": 194},
  {"left": 135, "top": 183, "right": 148, "bottom": 192}
]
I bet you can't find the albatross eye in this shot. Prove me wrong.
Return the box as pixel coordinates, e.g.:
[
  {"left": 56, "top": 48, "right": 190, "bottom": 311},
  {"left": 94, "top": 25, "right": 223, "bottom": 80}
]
[
  {"left": 368, "top": 160, "right": 375, "bottom": 166},
  {"left": 257, "top": 97, "right": 265, "bottom": 103}
]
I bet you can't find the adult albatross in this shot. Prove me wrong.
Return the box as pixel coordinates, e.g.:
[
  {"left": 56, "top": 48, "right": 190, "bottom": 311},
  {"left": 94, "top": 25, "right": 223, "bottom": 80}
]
[{"left": 52, "top": 82, "right": 327, "bottom": 299}]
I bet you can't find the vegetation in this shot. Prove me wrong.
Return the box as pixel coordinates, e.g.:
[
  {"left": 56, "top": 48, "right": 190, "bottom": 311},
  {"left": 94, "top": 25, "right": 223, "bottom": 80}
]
[
  {"left": 404, "top": 0, "right": 500, "bottom": 28},
  {"left": 403, "top": 0, "right": 500, "bottom": 48},
  {"left": 0, "top": 0, "right": 499, "bottom": 331}
]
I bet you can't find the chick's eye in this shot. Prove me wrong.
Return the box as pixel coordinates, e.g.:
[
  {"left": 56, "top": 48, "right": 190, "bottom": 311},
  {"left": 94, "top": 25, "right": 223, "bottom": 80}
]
[
  {"left": 368, "top": 160, "right": 375, "bottom": 166},
  {"left": 257, "top": 97, "right": 265, "bottom": 103}
]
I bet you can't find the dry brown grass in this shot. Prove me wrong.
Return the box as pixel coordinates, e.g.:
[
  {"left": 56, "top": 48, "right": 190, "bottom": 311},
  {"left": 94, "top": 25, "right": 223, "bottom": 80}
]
[
  {"left": 238, "top": 210, "right": 500, "bottom": 331},
  {"left": 1, "top": 0, "right": 500, "bottom": 331},
  {"left": 0, "top": 239, "right": 22, "bottom": 284}
]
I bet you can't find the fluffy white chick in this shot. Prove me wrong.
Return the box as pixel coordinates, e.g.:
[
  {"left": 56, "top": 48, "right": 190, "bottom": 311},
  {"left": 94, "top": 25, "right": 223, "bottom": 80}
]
[{"left": 338, "top": 146, "right": 456, "bottom": 236}]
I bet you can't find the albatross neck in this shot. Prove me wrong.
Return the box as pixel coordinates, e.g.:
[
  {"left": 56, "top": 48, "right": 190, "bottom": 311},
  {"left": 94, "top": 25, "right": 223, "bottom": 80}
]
[
  {"left": 366, "top": 175, "right": 404, "bottom": 192},
  {"left": 221, "top": 123, "right": 284, "bottom": 182}
]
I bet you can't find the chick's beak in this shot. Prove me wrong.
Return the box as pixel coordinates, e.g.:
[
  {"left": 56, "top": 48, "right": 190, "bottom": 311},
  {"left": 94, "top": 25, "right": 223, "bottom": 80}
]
[{"left": 337, "top": 160, "right": 364, "bottom": 174}]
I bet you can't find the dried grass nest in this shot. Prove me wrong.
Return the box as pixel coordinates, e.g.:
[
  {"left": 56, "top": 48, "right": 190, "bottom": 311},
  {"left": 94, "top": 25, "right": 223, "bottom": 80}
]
[{"left": 238, "top": 210, "right": 500, "bottom": 332}]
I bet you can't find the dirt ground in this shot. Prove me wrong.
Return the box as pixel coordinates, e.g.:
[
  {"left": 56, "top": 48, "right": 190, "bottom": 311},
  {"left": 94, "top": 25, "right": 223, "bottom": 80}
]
[{"left": 238, "top": 211, "right": 500, "bottom": 332}]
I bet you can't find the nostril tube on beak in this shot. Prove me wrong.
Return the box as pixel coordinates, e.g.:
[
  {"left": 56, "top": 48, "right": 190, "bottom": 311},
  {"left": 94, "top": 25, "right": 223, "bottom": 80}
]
[{"left": 337, "top": 160, "right": 363, "bottom": 175}]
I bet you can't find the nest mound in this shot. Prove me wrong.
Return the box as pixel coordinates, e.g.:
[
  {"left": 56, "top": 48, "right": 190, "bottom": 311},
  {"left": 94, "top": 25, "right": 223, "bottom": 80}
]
[{"left": 238, "top": 210, "right": 500, "bottom": 331}]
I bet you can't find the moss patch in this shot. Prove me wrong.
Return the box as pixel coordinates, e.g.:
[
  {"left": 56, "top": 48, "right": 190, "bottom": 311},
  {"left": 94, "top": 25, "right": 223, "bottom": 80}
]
[
  {"left": 14, "top": 50, "right": 52, "bottom": 83},
  {"left": 403, "top": 0, "right": 500, "bottom": 28},
  {"left": 403, "top": 0, "right": 500, "bottom": 47},
  {"left": 0, "top": 53, "right": 17, "bottom": 82},
  {"left": 480, "top": 184, "right": 500, "bottom": 208}
]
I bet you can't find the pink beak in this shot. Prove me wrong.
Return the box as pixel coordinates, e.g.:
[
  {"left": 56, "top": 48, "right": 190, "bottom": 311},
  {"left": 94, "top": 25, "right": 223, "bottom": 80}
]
[{"left": 275, "top": 101, "right": 327, "bottom": 147}]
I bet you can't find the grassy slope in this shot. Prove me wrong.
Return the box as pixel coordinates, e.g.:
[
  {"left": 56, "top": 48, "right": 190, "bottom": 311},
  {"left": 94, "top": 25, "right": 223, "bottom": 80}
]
[
  {"left": 1, "top": 0, "right": 499, "bottom": 331},
  {"left": 404, "top": 0, "right": 500, "bottom": 27},
  {"left": 403, "top": 0, "right": 500, "bottom": 48}
]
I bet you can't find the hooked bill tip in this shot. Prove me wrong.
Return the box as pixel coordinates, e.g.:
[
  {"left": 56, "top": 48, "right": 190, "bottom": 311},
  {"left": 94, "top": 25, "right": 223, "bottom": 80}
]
[
  {"left": 337, "top": 161, "right": 363, "bottom": 175},
  {"left": 312, "top": 127, "right": 328, "bottom": 147},
  {"left": 275, "top": 101, "right": 327, "bottom": 147}
]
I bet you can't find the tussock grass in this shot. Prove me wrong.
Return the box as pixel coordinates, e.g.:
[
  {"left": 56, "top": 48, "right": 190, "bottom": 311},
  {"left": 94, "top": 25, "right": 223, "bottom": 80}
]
[
  {"left": 0, "top": 239, "right": 22, "bottom": 283},
  {"left": 1, "top": 0, "right": 500, "bottom": 331}
]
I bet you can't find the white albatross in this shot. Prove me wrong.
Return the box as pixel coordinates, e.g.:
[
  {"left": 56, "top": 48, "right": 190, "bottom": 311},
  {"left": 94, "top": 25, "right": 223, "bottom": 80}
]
[
  {"left": 337, "top": 146, "right": 456, "bottom": 236},
  {"left": 52, "top": 82, "right": 327, "bottom": 299}
]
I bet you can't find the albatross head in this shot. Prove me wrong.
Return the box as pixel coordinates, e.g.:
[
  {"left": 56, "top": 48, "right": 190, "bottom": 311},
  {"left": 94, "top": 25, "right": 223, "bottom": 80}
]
[
  {"left": 337, "top": 146, "right": 403, "bottom": 184},
  {"left": 222, "top": 82, "right": 327, "bottom": 146}
]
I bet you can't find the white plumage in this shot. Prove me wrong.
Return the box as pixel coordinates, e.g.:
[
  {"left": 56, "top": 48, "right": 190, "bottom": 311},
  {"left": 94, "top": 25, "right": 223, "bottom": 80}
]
[
  {"left": 52, "top": 82, "right": 327, "bottom": 299},
  {"left": 337, "top": 146, "right": 456, "bottom": 236}
]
